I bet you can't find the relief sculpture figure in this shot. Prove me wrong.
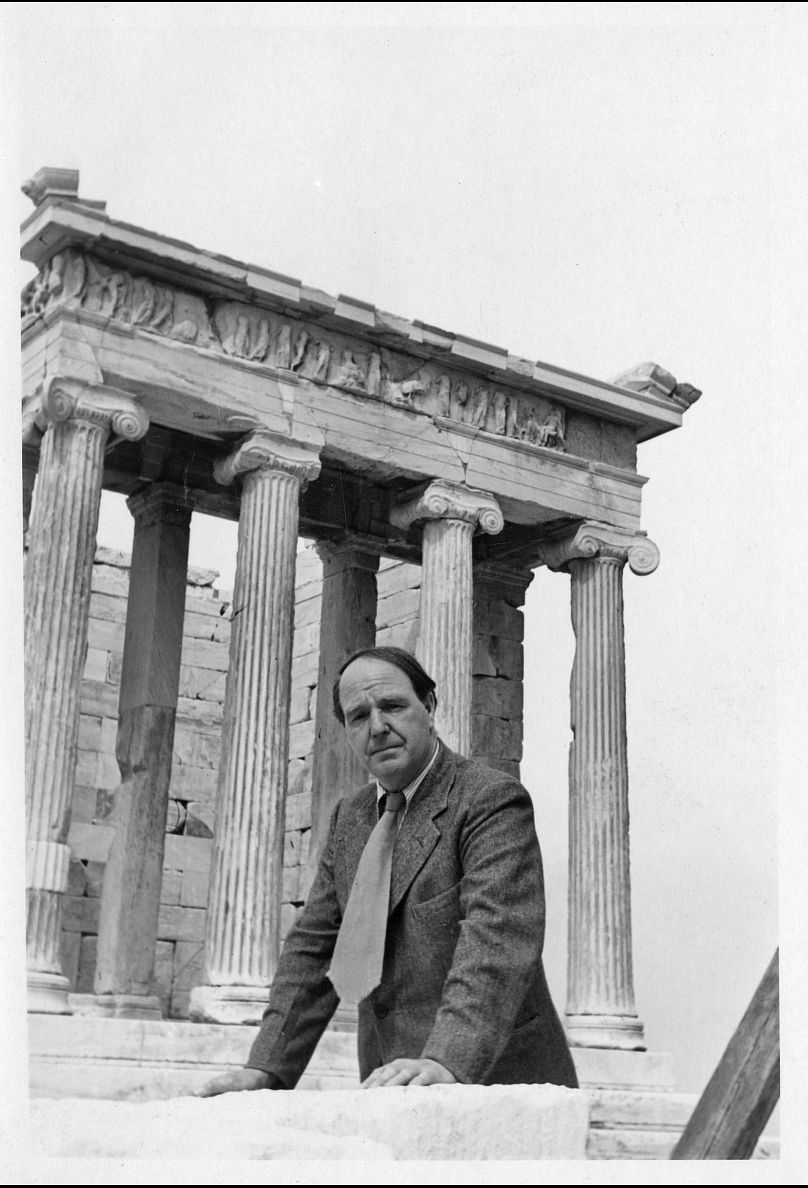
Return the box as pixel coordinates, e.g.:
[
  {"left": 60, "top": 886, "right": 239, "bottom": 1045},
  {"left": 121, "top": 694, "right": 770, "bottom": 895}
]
[
  {"left": 232, "top": 314, "right": 251, "bottom": 357},
  {"left": 63, "top": 252, "right": 87, "bottom": 302},
  {"left": 249, "top": 319, "right": 271, "bottom": 361},
  {"left": 291, "top": 329, "right": 309, "bottom": 370},
  {"left": 469, "top": 385, "right": 490, "bottom": 429},
  {"left": 172, "top": 319, "right": 199, "bottom": 343},
  {"left": 46, "top": 254, "right": 66, "bottom": 299},
  {"left": 21, "top": 273, "right": 48, "bottom": 328},
  {"left": 275, "top": 323, "right": 292, "bottom": 368},
  {"left": 85, "top": 258, "right": 126, "bottom": 317},
  {"left": 367, "top": 351, "right": 382, "bottom": 396},
  {"left": 331, "top": 349, "right": 366, "bottom": 390},
  {"left": 506, "top": 396, "right": 522, "bottom": 439},
  {"left": 298, "top": 338, "right": 330, "bottom": 379},
  {"left": 387, "top": 378, "right": 426, "bottom": 408},
  {"left": 148, "top": 286, "right": 175, "bottom": 334},
  {"left": 451, "top": 380, "right": 471, "bottom": 421},
  {"left": 130, "top": 276, "right": 157, "bottom": 325},
  {"left": 536, "top": 407, "right": 566, "bottom": 450},
  {"left": 313, "top": 340, "right": 331, "bottom": 380},
  {"left": 432, "top": 375, "right": 451, "bottom": 417},
  {"left": 522, "top": 407, "right": 541, "bottom": 445},
  {"left": 491, "top": 391, "right": 508, "bottom": 435}
]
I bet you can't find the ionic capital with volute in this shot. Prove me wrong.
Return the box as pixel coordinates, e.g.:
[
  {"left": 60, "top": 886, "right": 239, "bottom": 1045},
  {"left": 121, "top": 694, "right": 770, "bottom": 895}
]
[
  {"left": 39, "top": 376, "right": 149, "bottom": 443},
  {"left": 538, "top": 521, "right": 660, "bottom": 576},
  {"left": 213, "top": 429, "right": 322, "bottom": 489},
  {"left": 390, "top": 479, "right": 504, "bottom": 536}
]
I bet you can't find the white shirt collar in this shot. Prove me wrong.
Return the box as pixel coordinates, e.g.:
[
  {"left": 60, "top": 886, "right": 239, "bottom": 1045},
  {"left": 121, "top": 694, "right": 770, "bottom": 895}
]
[{"left": 375, "top": 738, "right": 440, "bottom": 809}]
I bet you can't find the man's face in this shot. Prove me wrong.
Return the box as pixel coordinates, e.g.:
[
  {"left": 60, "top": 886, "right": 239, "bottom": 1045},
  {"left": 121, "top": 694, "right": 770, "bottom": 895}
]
[{"left": 338, "top": 657, "right": 436, "bottom": 791}]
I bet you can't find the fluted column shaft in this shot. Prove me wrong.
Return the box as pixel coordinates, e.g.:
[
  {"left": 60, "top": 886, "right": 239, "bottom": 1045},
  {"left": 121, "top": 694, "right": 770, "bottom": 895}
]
[
  {"left": 24, "top": 379, "right": 148, "bottom": 1013},
  {"left": 94, "top": 484, "right": 192, "bottom": 1015},
  {"left": 309, "top": 537, "right": 379, "bottom": 869},
  {"left": 568, "top": 554, "right": 635, "bottom": 1022},
  {"left": 420, "top": 518, "right": 475, "bottom": 753},
  {"left": 392, "top": 481, "right": 503, "bottom": 754},
  {"left": 539, "top": 522, "right": 660, "bottom": 1050},
  {"left": 190, "top": 432, "right": 320, "bottom": 1025}
]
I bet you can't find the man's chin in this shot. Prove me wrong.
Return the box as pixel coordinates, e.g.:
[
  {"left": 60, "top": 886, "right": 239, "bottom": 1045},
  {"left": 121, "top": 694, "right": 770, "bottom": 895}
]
[{"left": 369, "top": 749, "right": 405, "bottom": 783}]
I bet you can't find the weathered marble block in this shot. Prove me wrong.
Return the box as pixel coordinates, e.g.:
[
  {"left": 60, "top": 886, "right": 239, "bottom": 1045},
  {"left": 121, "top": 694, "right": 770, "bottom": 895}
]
[
  {"left": 29, "top": 1094, "right": 391, "bottom": 1160},
  {"left": 30, "top": 1083, "right": 589, "bottom": 1161}
]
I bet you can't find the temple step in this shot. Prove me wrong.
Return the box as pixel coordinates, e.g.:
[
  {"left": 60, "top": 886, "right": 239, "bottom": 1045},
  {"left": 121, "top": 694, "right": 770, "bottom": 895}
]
[
  {"left": 28, "top": 1017, "right": 779, "bottom": 1159},
  {"left": 29, "top": 1015, "right": 360, "bottom": 1102}
]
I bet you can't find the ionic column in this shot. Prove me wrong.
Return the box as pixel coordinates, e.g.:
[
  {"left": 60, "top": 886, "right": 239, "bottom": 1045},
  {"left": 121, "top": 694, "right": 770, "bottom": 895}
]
[
  {"left": 391, "top": 481, "right": 503, "bottom": 753},
  {"left": 25, "top": 378, "right": 148, "bottom": 1013},
  {"left": 94, "top": 484, "right": 193, "bottom": 1017},
  {"left": 309, "top": 536, "right": 379, "bottom": 1035},
  {"left": 309, "top": 535, "right": 379, "bottom": 870},
  {"left": 539, "top": 522, "right": 660, "bottom": 1049},
  {"left": 190, "top": 432, "right": 321, "bottom": 1024}
]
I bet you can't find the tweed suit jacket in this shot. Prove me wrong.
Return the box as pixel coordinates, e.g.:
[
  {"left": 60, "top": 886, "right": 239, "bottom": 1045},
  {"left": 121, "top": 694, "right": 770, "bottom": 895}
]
[{"left": 246, "top": 740, "right": 577, "bottom": 1088}]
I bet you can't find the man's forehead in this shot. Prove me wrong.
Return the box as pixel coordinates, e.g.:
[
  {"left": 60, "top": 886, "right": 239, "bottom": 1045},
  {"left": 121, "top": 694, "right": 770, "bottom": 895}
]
[{"left": 339, "top": 658, "right": 417, "bottom": 704}]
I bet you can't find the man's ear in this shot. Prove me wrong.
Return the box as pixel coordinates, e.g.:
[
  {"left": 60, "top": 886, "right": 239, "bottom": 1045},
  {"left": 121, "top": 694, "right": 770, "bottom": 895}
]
[{"left": 424, "top": 691, "right": 437, "bottom": 718}]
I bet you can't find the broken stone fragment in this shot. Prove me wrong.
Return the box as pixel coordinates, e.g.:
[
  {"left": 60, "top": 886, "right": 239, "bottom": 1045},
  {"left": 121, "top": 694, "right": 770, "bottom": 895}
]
[
  {"left": 612, "top": 361, "right": 677, "bottom": 398},
  {"left": 671, "top": 381, "right": 702, "bottom": 407}
]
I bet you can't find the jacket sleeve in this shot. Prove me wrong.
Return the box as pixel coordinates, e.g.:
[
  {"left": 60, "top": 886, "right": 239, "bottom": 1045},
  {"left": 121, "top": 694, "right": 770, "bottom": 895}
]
[
  {"left": 419, "top": 774, "right": 546, "bottom": 1083},
  {"left": 244, "top": 802, "right": 343, "bottom": 1086}
]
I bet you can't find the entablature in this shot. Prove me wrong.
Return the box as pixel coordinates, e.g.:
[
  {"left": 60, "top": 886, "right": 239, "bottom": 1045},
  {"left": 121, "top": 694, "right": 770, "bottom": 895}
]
[
  {"left": 20, "top": 183, "right": 701, "bottom": 561},
  {"left": 21, "top": 201, "right": 696, "bottom": 443}
]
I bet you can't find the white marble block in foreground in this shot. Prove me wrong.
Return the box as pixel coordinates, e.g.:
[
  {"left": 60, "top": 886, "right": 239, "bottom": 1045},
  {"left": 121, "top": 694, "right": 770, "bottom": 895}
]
[{"left": 30, "top": 1083, "right": 589, "bottom": 1161}]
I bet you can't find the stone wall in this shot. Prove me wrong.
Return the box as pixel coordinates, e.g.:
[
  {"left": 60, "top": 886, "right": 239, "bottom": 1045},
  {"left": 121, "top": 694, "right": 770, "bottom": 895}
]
[
  {"left": 63, "top": 543, "right": 527, "bottom": 1014},
  {"left": 64, "top": 547, "right": 232, "bottom": 1016}
]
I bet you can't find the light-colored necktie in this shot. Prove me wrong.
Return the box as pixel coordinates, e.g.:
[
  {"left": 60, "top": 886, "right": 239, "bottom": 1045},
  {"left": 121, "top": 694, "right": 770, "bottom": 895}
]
[{"left": 327, "top": 790, "right": 406, "bottom": 1004}]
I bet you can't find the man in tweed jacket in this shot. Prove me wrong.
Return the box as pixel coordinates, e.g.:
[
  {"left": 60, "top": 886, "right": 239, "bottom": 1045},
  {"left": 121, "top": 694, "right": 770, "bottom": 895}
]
[{"left": 202, "top": 646, "right": 576, "bottom": 1093}]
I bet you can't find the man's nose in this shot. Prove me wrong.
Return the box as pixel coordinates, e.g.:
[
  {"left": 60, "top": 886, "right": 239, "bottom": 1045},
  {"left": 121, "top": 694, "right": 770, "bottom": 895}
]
[{"left": 368, "top": 706, "right": 388, "bottom": 735}]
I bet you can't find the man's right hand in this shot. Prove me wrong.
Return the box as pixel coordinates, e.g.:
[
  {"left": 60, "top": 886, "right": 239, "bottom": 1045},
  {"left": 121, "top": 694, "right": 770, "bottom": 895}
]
[{"left": 195, "top": 1068, "right": 271, "bottom": 1097}]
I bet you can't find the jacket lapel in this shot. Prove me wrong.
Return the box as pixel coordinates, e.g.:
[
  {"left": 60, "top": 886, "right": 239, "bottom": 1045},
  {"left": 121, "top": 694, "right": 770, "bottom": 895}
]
[
  {"left": 388, "top": 741, "right": 456, "bottom": 916},
  {"left": 341, "top": 784, "right": 378, "bottom": 892}
]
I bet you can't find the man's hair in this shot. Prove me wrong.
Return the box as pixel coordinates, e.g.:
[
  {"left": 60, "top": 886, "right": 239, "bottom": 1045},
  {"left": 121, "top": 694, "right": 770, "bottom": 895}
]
[{"left": 332, "top": 646, "right": 437, "bottom": 724}]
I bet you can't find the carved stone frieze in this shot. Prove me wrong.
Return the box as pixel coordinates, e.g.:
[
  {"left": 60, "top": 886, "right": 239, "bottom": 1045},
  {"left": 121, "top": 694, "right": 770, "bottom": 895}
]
[{"left": 22, "top": 249, "right": 570, "bottom": 452}]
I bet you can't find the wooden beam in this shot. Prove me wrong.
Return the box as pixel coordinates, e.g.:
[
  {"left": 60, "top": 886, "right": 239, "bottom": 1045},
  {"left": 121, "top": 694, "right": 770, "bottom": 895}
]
[{"left": 671, "top": 949, "right": 779, "bottom": 1159}]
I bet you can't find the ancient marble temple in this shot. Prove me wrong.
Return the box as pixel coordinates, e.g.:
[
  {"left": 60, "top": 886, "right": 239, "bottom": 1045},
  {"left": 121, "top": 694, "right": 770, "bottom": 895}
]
[{"left": 21, "top": 169, "right": 700, "bottom": 1074}]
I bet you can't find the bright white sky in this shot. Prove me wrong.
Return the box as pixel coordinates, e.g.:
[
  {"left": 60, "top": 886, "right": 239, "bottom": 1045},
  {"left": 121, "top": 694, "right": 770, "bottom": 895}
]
[{"left": 3, "top": 2, "right": 806, "bottom": 1173}]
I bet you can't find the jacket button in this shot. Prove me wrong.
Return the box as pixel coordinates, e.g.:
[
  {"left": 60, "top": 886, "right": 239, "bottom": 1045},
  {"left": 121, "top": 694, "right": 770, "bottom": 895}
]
[{"left": 375, "top": 1003, "right": 390, "bottom": 1018}]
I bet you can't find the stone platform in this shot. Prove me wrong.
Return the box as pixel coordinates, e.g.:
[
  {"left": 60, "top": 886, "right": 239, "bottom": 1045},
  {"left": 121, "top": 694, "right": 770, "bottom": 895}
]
[
  {"left": 29, "top": 1083, "right": 589, "bottom": 1161},
  {"left": 28, "top": 1015, "right": 357, "bottom": 1101},
  {"left": 27, "top": 1016, "right": 779, "bottom": 1159}
]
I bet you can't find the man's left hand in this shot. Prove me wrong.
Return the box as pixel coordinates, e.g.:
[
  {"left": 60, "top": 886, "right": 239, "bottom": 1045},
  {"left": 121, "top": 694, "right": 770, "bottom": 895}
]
[{"left": 361, "top": 1058, "right": 457, "bottom": 1088}]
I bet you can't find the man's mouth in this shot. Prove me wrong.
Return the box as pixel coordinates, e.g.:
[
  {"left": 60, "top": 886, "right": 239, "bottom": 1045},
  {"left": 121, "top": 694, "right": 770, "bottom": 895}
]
[{"left": 371, "top": 744, "right": 400, "bottom": 757}]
